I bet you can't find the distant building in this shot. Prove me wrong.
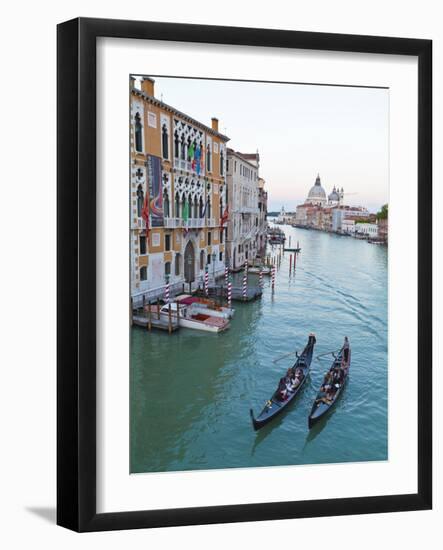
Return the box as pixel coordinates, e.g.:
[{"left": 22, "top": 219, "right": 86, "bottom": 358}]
[
  {"left": 356, "top": 222, "right": 378, "bottom": 238},
  {"left": 295, "top": 174, "right": 369, "bottom": 233},
  {"left": 226, "top": 149, "right": 267, "bottom": 270}
]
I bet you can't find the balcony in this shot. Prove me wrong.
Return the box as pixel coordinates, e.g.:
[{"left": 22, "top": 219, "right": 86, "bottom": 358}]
[{"left": 164, "top": 217, "right": 206, "bottom": 229}]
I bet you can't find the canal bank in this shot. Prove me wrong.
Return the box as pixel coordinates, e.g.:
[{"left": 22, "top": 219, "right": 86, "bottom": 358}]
[{"left": 130, "top": 224, "right": 388, "bottom": 473}]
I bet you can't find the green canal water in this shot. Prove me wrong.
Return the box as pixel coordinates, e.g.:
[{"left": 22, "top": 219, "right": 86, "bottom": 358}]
[{"left": 130, "top": 224, "right": 388, "bottom": 473}]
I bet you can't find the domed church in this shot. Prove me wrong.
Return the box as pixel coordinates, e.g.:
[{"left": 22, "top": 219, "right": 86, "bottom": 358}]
[{"left": 306, "top": 174, "right": 327, "bottom": 206}]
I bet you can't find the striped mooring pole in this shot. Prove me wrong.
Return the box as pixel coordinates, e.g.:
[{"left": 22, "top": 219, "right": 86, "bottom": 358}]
[
  {"left": 164, "top": 276, "right": 170, "bottom": 303},
  {"left": 271, "top": 264, "right": 276, "bottom": 292},
  {"left": 227, "top": 280, "right": 232, "bottom": 308},
  {"left": 259, "top": 267, "right": 263, "bottom": 289},
  {"left": 242, "top": 263, "right": 248, "bottom": 300},
  {"left": 204, "top": 266, "right": 209, "bottom": 296},
  {"left": 225, "top": 264, "right": 229, "bottom": 287}
]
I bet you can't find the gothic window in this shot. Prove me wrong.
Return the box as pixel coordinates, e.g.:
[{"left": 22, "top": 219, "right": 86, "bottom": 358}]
[
  {"left": 134, "top": 112, "right": 142, "bottom": 152},
  {"left": 140, "top": 266, "right": 147, "bottom": 281},
  {"left": 163, "top": 191, "right": 170, "bottom": 218},
  {"left": 208, "top": 231, "right": 211, "bottom": 246},
  {"left": 136, "top": 184, "right": 144, "bottom": 217},
  {"left": 175, "top": 192, "right": 180, "bottom": 218},
  {"left": 207, "top": 199, "right": 211, "bottom": 218},
  {"left": 193, "top": 196, "right": 198, "bottom": 218},
  {"left": 174, "top": 131, "right": 179, "bottom": 158},
  {"left": 162, "top": 124, "right": 169, "bottom": 160},
  {"left": 199, "top": 196, "right": 203, "bottom": 218},
  {"left": 206, "top": 144, "right": 211, "bottom": 172},
  {"left": 180, "top": 135, "right": 186, "bottom": 160},
  {"left": 188, "top": 194, "right": 192, "bottom": 218}
]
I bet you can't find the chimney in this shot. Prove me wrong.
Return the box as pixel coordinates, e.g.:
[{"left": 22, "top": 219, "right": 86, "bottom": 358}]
[
  {"left": 211, "top": 117, "right": 219, "bottom": 132},
  {"left": 141, "top": 77, "right": 155, "bottom": 97}
]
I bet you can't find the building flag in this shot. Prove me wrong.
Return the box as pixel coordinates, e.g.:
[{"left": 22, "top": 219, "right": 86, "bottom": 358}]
[
  {"left": 146, "top": 154, "right": 163, "bottom": 227},
  {"left": 220, "top": 206, "right": 229, "bottom": 227},
  {"left": 141, "top": 192, "right": 150, "bottom": 235}
]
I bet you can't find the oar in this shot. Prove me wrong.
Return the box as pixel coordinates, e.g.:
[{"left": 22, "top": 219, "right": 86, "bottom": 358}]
[
  {"left": 316, "top": 349, "right": 339, "bottom": 360},
  {"left": 273, "top": 349, "right": 299, "bottom": 363}
]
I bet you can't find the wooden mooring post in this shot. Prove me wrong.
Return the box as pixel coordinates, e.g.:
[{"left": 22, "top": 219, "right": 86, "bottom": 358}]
[
  {"left": 168, "top": 303, "right": 172, "bottom": 334},
  {"left": 157, "top": 298, "right": 160, "bottom": 320},
  {"left": 148, "top": 301, "right": 152, "bottom": 331}
]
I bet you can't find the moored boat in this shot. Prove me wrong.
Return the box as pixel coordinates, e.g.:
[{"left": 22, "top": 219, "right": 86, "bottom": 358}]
[
  {"left": 159, "top": 303, "right": 230, "bottom": 333},
  {"left": 308, "top": 337, "right": 351, "bottom": 428},
  {"left": 247, "top": 266, "right": 272, "bottom": 275},
  {"left": 283, "top": 247, "right": 301, "bottom": 253},
  {"left": 250, "top": 333, "right": 316, "bottom": 430},
  {"left": 175, "top": 294, "right": 235, "bottom": 319}
]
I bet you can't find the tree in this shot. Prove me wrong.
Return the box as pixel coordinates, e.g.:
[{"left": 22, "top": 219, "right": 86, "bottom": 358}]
[{"left": 376, "top": 204, "right": 388, "bottom": 220}]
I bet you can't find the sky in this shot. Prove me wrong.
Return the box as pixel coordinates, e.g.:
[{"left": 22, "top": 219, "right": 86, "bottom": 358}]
[{"left": 135, "top": 76, "right": 389, "bottom": 213}]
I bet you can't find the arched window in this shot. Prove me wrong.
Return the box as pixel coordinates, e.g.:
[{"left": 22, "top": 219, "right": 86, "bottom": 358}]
[
  {"left": 199, "top": 196, "right": 204, "bottom": 218},
  {"left": 175, "top": 254, "right": 181, "bottom": 276},
  {"left": 175, "top": 192, "right": 180, "bottom": 218},
  {"left": 187, "top": 138, "right": 192, "bottom": 161},
  {"left": 163, "top": 191, "right": 170, "bottom": 218},
  {"left": 181, "top": 194, "right": 187, "bottom": 218},
  {"left": 193, "top": 196, "right": 198, "bottom": 218},
  {"left": 162, "top": 124, "right": 169, "bottom": 159},
  {"left": 220, "top": 150, "right": 224, "bottom": 175},
  {"left": 174, "top": 131, "right": 179, "bottom": 158},
  {"left": 134, "top": 113, "right": 142, "bottom": 152},
  {"left": 220, "top": 198, "right": 223, "bottom": 220},
  {"left": 188, "top": 194, "right": 192, "bottom": 218},
  {"left": 207, "top": 199, "right": 211, "bottom": 219},
  {"left": 165, "top": 262, "right": 171, "bottom": 277},
  {"left": 180, "top": 135, "right": 186, "bottom": 160},
  {"left": 206, "top": 144, "right": 211, "bottom": 172},
  {"left": 140, "top": 266, "right": 147, "bottom": 281},
  {"left": 136, "top": 184, "right": 144, "bottom": 217},
  {"left": 200, "top": 250, "right": 204, "bottom": 270}
]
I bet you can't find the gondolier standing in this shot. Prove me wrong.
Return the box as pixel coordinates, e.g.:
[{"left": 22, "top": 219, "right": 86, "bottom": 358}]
[{"left": 342, "top": 336, "right": 350, "bottom": 365}]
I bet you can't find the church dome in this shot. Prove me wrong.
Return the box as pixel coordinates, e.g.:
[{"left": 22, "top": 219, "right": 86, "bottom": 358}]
[
  {"left": 307, "top": 174, "right": 326, "bottom": 204},
  {"left": 328, "top": 186, "right": 340, "bottom": 202}
]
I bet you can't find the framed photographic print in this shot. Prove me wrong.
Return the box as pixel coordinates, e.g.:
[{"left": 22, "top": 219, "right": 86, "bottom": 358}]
[{"left": 57, "top": 18, "right": 432, "bottom": 531}]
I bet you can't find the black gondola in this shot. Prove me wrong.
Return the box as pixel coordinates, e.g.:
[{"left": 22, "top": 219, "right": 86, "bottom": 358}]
[
  {"left": 283, "top": 247, "right": 301, "bottom": 253},
  {"left": 308, "top": 338, "right": 351, "bottom": 429},
  {"left": 250, "top": 333, "right": 316, "bottom": 431}
]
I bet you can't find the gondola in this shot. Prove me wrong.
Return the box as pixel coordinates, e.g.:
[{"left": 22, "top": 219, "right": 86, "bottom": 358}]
[
  {"left": 283, "top": 247, "right": 301, "bottom": 253},
  {"left": 250, "top": 333, "right": 316, "bottom": 431},
  {"left": 308, "top": 338, "right": 351, "bottom": 429}
]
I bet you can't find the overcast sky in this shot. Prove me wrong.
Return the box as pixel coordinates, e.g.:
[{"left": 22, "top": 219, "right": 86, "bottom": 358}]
[{"left": 135, "top": 76, "right": 389, "bottom": 213}]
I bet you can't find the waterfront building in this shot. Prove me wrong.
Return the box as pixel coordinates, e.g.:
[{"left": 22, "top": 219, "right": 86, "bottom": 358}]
[
  {"left": 226, "top": 149, "right": 267, "bottom": 269},
  {"left": 294, "top": 174, "right": 370, "bottom": 234},
  {"left": 258, "top": 178, "right": 268, "bottom": 254},
  {"left": 355, "top": 222, "right": 378, "bottom": 238},
  {"left": 331, "top": 207, "right": 370, "bottom": 232},
  {"left": 130, "top": 76, "right": 229, "bottom": 304},
  {"left": 378, "top": 218, "right": 388, "bottom": 243}
]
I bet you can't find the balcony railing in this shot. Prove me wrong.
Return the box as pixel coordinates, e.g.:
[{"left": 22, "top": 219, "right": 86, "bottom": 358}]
[{"left": 164, "top": 217, "right": 207, "bottom": 229}]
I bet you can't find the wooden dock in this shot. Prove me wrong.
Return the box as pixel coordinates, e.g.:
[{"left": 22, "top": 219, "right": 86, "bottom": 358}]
[
  {"left": 132, "top": 303, "right": 180, "bottom": 333},
  {"left": 197, "top": 284, "right": 262, "bottom": 302}
]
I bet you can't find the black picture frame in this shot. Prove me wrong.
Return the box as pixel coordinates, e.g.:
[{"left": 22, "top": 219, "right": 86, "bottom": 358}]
[{"left": 57, "top": 17, "right": 432, "bottom": 532}]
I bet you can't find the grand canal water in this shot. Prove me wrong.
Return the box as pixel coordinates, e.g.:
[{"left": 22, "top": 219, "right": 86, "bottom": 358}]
[{"left": 130, "top": 224, "right": 388, "bottom": 473}]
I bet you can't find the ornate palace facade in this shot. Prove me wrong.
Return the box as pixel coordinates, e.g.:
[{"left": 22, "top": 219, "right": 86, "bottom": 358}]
[{"left": 130, "top": 77, "right": 229, "bottom": 304}]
